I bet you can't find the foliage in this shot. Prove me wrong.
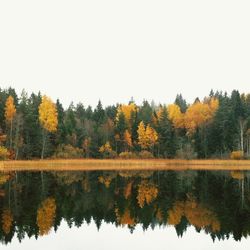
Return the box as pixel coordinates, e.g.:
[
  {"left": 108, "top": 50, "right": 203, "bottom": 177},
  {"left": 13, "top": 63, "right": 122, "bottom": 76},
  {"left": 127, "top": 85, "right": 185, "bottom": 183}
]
[
  {"left": 230, "top": 151, "right": 244, "bottom": 160},
  {"left": 124, "top": 129, "right": 133, "bottom": 148},
  {"left": 53, "top": 144, "right": 83, "bottom": 159},
  {"left": 0, "top": 146, "right": 10, "bottom": 160},
  {"left": 167, "top": 104, "right": 184, "bottom": 129},
  {"left": 137, "top": 121, "right": 158, "bottom": 150},
  {"left": 116, "top": 103, "right": 137, "bottom": 127},
  {"left": 37, "top": 198, "right": 56, "bottom": 236},
  {"left": 39, "top": 96, "right": 58, "bottom": 132},
  {"left": 2, "top": 209, "right": 13, "bottom": 235},
  {"left": 119, "top": 151, "right": 137, "bottom": 159},
  {"left": 1, "top": 170, "right": 250, "bottom": 243},
  {"left": 184, "top": 98, "right": 219, "bottom": 134},
  {"left": 5, "top": 96, "right": 16, "bottom": 124},
  {"left": 0, "top": 88, "right": 248, "bottom": 160},
  {"left": 138, "top": 150, "right": 154, "bottom": 159},
  {"left": 137, "top": 180, "right": 158, "bottom": 208},
  {"left": 176, "top": 144, "right": 197, "bottom": 160},
  {"left": 99, "top": 141, "right": 117, "bottom": 159}
]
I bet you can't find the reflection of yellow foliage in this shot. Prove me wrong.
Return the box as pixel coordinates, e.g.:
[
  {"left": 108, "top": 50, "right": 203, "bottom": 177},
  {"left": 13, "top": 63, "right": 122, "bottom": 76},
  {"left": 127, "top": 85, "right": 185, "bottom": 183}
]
[
  {"left": 98, "top": 176, "right": 112, "bottom": 188},
  {"left": 137, "top": 181, "right": 158, "bottom": 208},
  {"left": 37, "top": 198, "right": 56, "bottom": 236},
  {"left": 230, "top": 171, "right": 244, "bottom": 180},
  {"left": 156, "top": 208, "right": 164, "bottom": 223},
  {"left": 0, "top": 190, "right": 5, "bottom": 197},
  {"left": 124, "top": 181, "right": 133, "bottom": 199},
  {"left": 53, "top": 172, "right": 83, "bottom": 185},
  {"left": 168, "top": 196, "right": 220, "bottom": 233},
  {"left": 98, "top": 173, "right": 116, "bottom": 188},
  {"left": 0, "top": 173, "right": 11, "bottom": 185},
  {"left": 168, "top": 201, "right": 185, "bottom": 226},
  {"left": 118, "top": 171, "right": 153, "bottom": 179},
  {"left": 2, "top": 209, "right": 13, "bottom": 235},
  {"left": 115, "top": 208, "right": 135, "bottom": 227},
  {"left": 82, "top": 176, "right": 91, "bottom": 192}
]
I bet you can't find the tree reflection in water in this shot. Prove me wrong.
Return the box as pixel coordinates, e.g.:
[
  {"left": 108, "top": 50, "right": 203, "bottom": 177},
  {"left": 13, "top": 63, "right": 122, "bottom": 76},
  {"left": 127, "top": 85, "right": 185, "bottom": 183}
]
[{"left": 0, "top": 170, "right": 249, "bottom": 244}]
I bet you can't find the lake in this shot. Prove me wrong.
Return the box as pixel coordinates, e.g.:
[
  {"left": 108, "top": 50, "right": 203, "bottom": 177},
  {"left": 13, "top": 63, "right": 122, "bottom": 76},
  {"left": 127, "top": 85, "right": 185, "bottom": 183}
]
[{"left": 0, "top": 169, "right": 250, "bottom": 249}]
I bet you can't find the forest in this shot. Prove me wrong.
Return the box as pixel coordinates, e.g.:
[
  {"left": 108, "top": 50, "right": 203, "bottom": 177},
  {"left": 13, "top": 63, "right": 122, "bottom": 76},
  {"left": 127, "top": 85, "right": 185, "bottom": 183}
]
[{"left": 0, "top": 87, "right": 249, "bottom": 160}]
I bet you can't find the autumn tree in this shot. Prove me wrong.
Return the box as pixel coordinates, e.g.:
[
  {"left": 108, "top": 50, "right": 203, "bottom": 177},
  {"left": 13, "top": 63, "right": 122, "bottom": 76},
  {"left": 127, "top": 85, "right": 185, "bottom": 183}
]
[
  {"left": 39, "top": 96, "right": 58, "bottom": 159},
  {"left": 2, "top": 209, "right": 13, "bottom": 235},
  {"left": 116, "top": 103, "right": 137, "bottom": 128},
  {"left": 167, "top": 104, "right": 184, "bottom": 129},
  {"left": 137, "top": 180, "right": 158, "bottom": 208},
  {"left": 5, "top": 96, "right": 16, "bottom": 149},
  {"left": 184, "top": 98, "right": 219, "bottom": 134},
  {"left": 37, "top": 198, "right": 57, "bottom": 236},
  {"left": 124, "top": 129, "right": 132, "bottom": 150},
  {"left": 99, "top": 141, "right": 116, "bottom": 158},
  {"left": 137, "top": 121, "right": 158, "bottom": 151},
  {"left": 137, "top": 121, "right": 147, "bottom": 149}
]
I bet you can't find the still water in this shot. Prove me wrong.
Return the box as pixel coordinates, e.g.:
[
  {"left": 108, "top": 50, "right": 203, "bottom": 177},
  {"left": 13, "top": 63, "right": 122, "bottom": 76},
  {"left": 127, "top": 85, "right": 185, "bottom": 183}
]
[{"left": 0, "top": 170, "right": 250, "bottom": 249}]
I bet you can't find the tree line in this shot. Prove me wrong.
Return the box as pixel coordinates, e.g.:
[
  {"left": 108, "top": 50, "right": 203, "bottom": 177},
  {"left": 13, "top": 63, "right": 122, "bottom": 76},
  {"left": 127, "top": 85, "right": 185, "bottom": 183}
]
[{"left": 0, "top": 87, "right": 249, "bottom": 159}]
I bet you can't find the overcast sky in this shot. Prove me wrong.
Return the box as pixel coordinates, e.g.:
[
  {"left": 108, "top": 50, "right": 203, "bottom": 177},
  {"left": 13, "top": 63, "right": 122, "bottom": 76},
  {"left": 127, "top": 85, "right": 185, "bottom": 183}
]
[
  {"left": 2, "top": 221, "right": 249, "bottom": 250},
  {"left": 0, "top": 0, "right": 250, "bottom": 108}
]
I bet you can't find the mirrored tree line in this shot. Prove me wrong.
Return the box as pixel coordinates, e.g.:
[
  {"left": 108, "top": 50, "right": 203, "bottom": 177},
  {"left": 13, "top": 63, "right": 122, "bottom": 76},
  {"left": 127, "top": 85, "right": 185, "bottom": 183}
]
[{"left": 0, "top": 170, "right": 250, "bottom": 244}]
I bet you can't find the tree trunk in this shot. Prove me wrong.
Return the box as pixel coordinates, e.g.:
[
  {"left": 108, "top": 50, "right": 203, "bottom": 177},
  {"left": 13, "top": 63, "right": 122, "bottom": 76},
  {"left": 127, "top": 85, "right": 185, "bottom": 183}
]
[
  {"left": 239, "top": 119, "right": 248, "bottom": 153},
  {"left": 41, "top": 129, "right": 46, "bottom": 159},
  {"left": 10, "top": 119, "right": 13, "bottom": 149},
  {"left": 239, "top": 120, "right": 244, "bottom": 152}
]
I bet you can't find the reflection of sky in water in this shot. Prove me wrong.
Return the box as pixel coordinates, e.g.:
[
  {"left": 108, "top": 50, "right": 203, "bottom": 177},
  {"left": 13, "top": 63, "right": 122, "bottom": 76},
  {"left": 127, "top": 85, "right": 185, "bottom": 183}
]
[{"left": 2, "top": 221, "right": 250, "bottom": 250}]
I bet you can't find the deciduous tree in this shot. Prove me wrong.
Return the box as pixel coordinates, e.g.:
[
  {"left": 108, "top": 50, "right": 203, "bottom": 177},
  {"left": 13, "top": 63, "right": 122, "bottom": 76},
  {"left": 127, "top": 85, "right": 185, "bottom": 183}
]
[{"left": 39, "top": 96, "right": 58, "bottom": 159}]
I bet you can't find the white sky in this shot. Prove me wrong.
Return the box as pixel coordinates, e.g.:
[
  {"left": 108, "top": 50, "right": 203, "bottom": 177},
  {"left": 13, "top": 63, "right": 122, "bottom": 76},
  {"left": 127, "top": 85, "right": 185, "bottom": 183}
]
[
  {"left": 2, "top": 221, "right": 250, "bottom": 250},
  {"left": 0, "top": 0, "right": 250, "bottom": 108}
]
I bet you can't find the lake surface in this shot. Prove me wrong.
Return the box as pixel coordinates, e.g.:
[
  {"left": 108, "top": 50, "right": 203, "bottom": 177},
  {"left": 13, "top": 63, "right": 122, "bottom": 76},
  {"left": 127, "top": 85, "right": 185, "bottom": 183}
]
[{"left": 0, "top": 170, "right": 250, "bottom": 249}]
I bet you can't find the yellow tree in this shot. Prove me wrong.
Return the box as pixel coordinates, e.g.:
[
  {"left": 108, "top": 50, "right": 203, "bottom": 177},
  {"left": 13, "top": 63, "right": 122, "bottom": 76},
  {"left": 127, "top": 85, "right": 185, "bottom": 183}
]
[
  {"left": 184, "top": 98, "right": 219, "bottom": 134},
  {"left": 167, "top": 104, "right": 184, "bottom": 129},
  {"left": 5, "top": 96, "right": 16, "bottom": 149},
  {"left": 137, "top": 121, "right": 147, "bottom": 149},
  {"left": 2, "top": 209, "right": 13, "bottom": 235},
  {"left": 124, "top": 129, "right": 132, "bottom": 150},
  {"left": 99, "top": 141, "right": 116, "bottom": 158},
  {"left": 145, "top": 125, "right": 158, "bottom": 150},
  {"left": 137, "top": 121, "right": 158, "bottom": 151},
  {"left": 37, "top": 198, "right": 56, "bottom": 236},
  {"left": 39, "top": 96, "right": 58, "bottom": 159},
  {"left": 115, "top": 207, "right": 136, "bottom": 227},
  {"left": 116, "top": 103, "right": 137, "bottom": 129},
  {"left": 137, "top": 180, "right": 158, "bottom": 208}
]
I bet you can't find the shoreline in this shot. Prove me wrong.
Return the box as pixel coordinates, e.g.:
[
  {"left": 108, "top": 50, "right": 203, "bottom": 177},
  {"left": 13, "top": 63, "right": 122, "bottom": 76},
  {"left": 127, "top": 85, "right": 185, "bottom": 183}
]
[{"left": 1, "top": 159, "right": 250, "bottom": 171}]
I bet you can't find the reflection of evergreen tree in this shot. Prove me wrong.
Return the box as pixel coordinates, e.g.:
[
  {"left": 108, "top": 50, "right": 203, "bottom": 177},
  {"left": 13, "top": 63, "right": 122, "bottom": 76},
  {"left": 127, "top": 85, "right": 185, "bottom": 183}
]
[{"left": 0, "top": 170, "right": 250, "bottom": 244}]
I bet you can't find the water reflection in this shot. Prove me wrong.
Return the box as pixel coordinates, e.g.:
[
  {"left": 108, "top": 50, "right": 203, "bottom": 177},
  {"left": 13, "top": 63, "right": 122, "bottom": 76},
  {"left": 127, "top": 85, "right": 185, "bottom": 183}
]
[{"left": 0, "top": 170, "right": 249, "bottom": 244}]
